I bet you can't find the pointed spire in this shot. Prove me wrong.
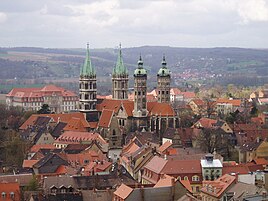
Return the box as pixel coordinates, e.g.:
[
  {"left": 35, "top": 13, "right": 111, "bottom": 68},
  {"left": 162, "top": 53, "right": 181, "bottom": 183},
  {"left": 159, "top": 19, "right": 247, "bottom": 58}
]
[
  {"left": 81, "top": 43, "right": 95, "bottom": 77},
  {"left": 138, "top": 54, "right": 143, "bottom": 68},
  {"left": 134, "top": 54, "right": 147, "bottom": 76},
  {"left": 161, "top": 54, "right": 167, "bottom": 68},
  {"left": 113, "top": 43, "right": 128, "bottom": 76},
  {"left": 157, "top": 54, "right": 170, "bottom": 76}
]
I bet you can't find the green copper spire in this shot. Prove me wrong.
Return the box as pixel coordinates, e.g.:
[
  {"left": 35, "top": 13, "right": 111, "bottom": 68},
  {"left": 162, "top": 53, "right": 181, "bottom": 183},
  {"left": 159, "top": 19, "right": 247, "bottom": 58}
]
[
  {"left": 134, "top": 54, "right": 147, "bottom": 76},
  {"left": 157, "top": 54, "right": 170, "bottom": 77},
  {"left": 81, "top": 43, "right": 96, "bottom": 77},
  {"left": 113, "top": 43, "right": 128, "bottom": 76}
]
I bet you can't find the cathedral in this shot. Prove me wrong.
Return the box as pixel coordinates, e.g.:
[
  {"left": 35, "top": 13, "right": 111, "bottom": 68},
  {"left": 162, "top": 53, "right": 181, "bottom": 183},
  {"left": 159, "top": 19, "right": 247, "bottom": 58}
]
[{"left": 79, "top": 44, "right": 178, "bottom": 148}]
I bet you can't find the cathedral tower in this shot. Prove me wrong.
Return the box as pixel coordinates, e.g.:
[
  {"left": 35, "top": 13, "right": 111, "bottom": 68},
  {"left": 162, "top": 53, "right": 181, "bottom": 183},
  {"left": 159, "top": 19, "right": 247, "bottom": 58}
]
[
  {"left": 157, "top": 55, "right": 171, "bottom": 103},
  {"left": 112, "top": 44, "right": 129, "bottom": 99},
  {"left": 133, "top": 55, "right": 148, "bottom": 117},
  {"left": 79, "top": 43, "right": 97, "bottom": 114}
]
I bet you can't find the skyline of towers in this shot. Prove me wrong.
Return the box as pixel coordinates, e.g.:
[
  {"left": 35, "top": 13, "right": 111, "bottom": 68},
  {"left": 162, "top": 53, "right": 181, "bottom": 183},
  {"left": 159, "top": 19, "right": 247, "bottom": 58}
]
[
  {"left": 79, "top": 43, "right": 171, "bottom": 117},
  {"left": 79, "top": 43, "right": 97, "bottom": 114}
]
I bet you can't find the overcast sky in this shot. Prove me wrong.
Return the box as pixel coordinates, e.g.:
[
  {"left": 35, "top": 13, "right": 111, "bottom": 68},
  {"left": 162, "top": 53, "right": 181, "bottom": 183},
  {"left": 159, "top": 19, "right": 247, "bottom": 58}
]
[{"left": 0, "top": 0, "right": 268, "bottom": 48}]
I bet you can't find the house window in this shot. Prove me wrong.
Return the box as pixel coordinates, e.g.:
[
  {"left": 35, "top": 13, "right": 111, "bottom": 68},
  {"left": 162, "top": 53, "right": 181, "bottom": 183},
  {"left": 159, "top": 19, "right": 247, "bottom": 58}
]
[
  {"left": 60, "top": 187, "right": 66, "bottom": 193},
  {"left": 2, "top": 192, "right": 6, "bottom": 199},
  {"left": 184, "top": 176, "right": 188, "bottom": 180},
  {"left": 177, "top": 176, "right": 181, "bottom": 181},
  {"left": 192, "top": 175, "right": 199, "bottom": 181},
  {"left": 10, "top": 192, "right": 15, "bottom": 199}
]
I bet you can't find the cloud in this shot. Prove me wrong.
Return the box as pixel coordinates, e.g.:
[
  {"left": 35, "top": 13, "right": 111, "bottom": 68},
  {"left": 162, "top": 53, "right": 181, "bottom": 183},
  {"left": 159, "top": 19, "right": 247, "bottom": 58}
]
[
  {"left": 0, "top": 12, "right": 7, "bottom": 23},
  {"left": 0, "top": 0, "right": 268, "bottom": 48},
  {"left": 237, "top": 0, "right": 268, "bottom": 24}
]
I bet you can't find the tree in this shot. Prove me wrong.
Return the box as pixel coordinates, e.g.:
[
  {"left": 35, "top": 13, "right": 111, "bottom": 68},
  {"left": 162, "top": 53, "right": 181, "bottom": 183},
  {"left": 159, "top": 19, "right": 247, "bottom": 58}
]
[
  {"left": 26, "top": 175, "right": 39, "bottom": 191},
  {"left": 196, "top": 128, "right": 235, "bottom": 160},
  {"left": 37, "top": 104, "right": 51, "bottom": 114}
]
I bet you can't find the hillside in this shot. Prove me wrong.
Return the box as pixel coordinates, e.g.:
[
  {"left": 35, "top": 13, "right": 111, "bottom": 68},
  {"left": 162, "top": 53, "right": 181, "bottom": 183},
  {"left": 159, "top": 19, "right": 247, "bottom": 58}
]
[{"left": 0, "top": 46, "right": 268, "bottom": 93}]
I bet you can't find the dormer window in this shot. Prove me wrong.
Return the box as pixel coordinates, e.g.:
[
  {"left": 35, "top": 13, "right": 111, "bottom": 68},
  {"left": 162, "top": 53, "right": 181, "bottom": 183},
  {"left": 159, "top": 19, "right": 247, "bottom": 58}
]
[
  {"left": 10, "top": 192, "right": 15, "bottom": 199},
  {"left": 1, "top": 192, "right": 6, "bottom": 199}
]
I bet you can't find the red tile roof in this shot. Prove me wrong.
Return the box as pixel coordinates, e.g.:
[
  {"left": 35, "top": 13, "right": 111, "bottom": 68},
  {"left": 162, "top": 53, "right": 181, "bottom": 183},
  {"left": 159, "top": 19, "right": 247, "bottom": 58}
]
[
  {"left": 193, "top": 117, "right": 217, "bottom": 128},
  {"left": 154, "top": 174, "right": 175, "bottom": 188},
  {"left": 98, "top": 109, "right": 114, "bottom": 128},
  {"left": 7, "top": 85, "right": 77, "bottom": 98},
  {"left": 158, "top": 141, "right": 173, "bottom": 153},
  {"left": 180, "top": 179, "right": 193, "bottom": 193},
  {"left": 162, "top": 160, "right": 201, "bottom": 174},
  {"left": 170, "top": 88, "right": 182, "bottom": 96},
  {"left": 63, "top": 117, "right": 90, "bottom": 132},
  {"left": 201, "top": 174, "right": 236, "bottom": 198},
  {"left": 144, "top": 156, "right": 168, "bottom": 174},
  {"left": 216, "top": 98, "right": 241, "bottom": 107},
  {"left": 114, "top": 183, "right": 133, "bottom": 199},
  {"left": 54, "top": 131, "right": 107, "bottom": 145},
  {"left": 20, "top": 112, "right": 89, "bottom": 130},
  {"left": 0, "top": 182, "right": 20, "bottom": 201},
  {"left": 222, "top": 164, "right": 250, "bottom": 175},
  {"left": 30, "top": 144, "right": 57, "bottom": 153},
  {"left": 253, "top": 158, "right": 268, "bottom": 165},
  {"left": 147, "top": 102, "right": 175, "bottom": 117},
  {"left": 22, "top": 160, "right": 39, "bottom": 168}
]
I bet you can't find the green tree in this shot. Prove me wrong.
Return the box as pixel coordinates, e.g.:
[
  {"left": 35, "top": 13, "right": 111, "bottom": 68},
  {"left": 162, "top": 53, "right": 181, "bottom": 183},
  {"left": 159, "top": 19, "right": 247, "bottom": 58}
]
[
  {"left": 26, "top": 176, "right": 39, "bottom": 191},
  {"left": 37, "top": 104, "right": 51, "bottom": 114}
]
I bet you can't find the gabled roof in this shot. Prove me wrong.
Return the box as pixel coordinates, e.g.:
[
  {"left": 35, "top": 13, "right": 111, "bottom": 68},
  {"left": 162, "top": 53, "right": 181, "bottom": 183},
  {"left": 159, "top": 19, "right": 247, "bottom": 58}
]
[
  {"left": 114, "top": 183, "right": 133, "bottom": 199},
  {"left": 0, "top": 182, "right": 20, "bottom": 193},
  {"left": 147, "top": 102, "right": 175, "bottom": 117},
  {"left": 33, "top": 153, "right": 69, "bottom": 174},
  {"left": 22, "top": 160, "right": 39, "bottom": 168},
  {"left": 158, "top": 141, "right": 172, "bottom": 153},
  {"left": 162, "top": 159, "right": 201, "bottom": 174},
  {"left": 180, "top": 180, "right": 193, "bottom": 193},
  {"left": 190, "top": 99, "right": 205, "bottom": 106},
  {"left": 63, "top": 117, "right": 90, "bottom": 132},
  {"left": 193, "top": 117, "right": 217, "bottom": 128},
  {"left": 54, "top": 131, "right": 107, "bottom": 145},
  {"left": 222, "top": 164, "right": 250, "bottom": 175},
  {"left": 20, "top": 113, "right": 88, "bottom": 130},
  {"left": 216, "top": 98, "right": 241, "bottom": 107},
  {"left": 253, "top": 158, "right": 268, "bottom": 165},
  {"left": 30, "top": 144, "right": 57, "bottom": 153},
  {"left": 154, "top": 174, "right": 175, "bottom": 188},
  {"left": 98, "top": 109, "right": 114, "bottom": 128},
  {"left": 144, "top": 156, "right": 168, "bottom": 174},
  {"left": 201, "top": 174, "right": 236, "bottom": 198},
  {"left": 170, "top": 88, "right": 182, "bottom": 96}
]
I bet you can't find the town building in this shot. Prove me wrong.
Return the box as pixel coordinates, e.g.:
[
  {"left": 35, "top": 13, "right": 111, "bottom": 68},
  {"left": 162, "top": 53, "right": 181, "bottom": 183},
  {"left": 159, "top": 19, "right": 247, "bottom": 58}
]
[
  {"left": 79, "top": 43, "right": 97, "bottom": 118},
  {"left": 6, "top": 84, "right": 78, "bottom": 113}
]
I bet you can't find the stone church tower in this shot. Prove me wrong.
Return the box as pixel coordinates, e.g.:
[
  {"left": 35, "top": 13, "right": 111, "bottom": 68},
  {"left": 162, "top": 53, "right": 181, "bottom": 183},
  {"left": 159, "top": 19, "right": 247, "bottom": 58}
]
[
  {"left": 157, "top": 55, "right": 171, "bottom": 103},
  {"left": 112, "top": 44, "right": 129, "bottom": 100},
  {"left": 79, "top": 43, "right": 97, "bottom": 116},
  {"left": 133, "top": 55, "right": 148, "bottom": 118}
]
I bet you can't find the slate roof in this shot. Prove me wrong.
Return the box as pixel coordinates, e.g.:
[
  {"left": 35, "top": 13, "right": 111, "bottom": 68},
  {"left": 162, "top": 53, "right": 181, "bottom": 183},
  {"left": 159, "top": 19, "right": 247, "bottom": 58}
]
[
  {"left": 125, "top": 131, "right": 159, "bottom": 146},
  {"left": 51, "top": 122, "right": 67, "bottom": 138},
  {"left": 239, "top": 141, "right": 262, "bottom": 152},
  {"left": 33, "top": 153, "right": 69, "bottom": 174},
  {"left": 0, "top": 174, "right": 33, "bottom": 187}
]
